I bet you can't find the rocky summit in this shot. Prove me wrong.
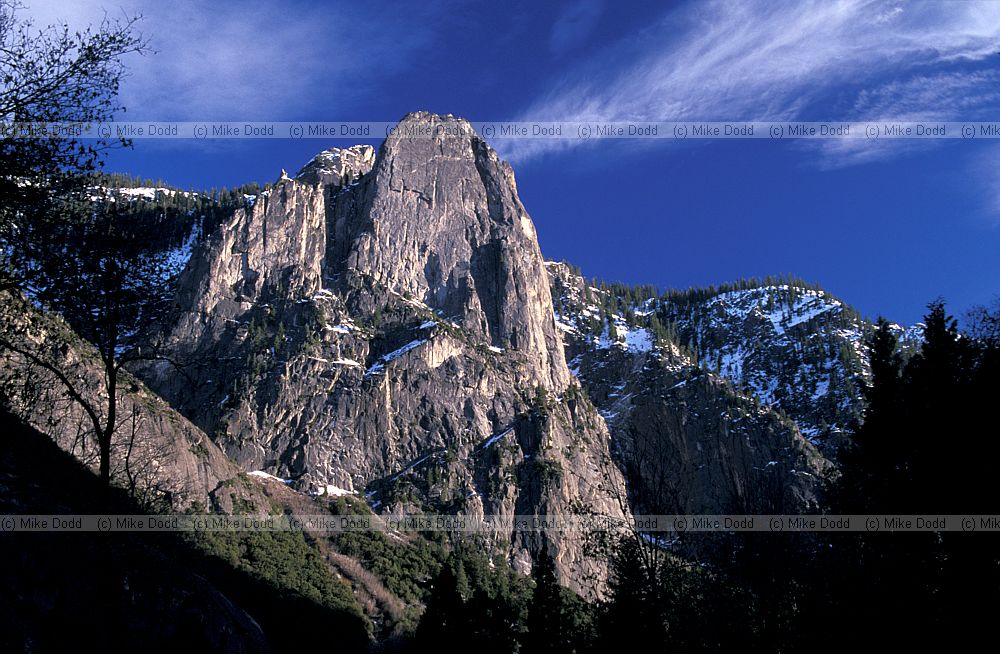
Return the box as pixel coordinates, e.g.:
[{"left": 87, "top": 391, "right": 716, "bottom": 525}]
[
  {"left": 9, "top": 112, "right": 869, "bottom": 597},
  {"left": 139, "top": 112, "right": 629, "bottom": 593}
]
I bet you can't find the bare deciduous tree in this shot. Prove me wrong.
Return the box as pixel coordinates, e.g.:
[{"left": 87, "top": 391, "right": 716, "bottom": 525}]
[{"left": 0, "top": 1, "right": 157, "bottom": 489}]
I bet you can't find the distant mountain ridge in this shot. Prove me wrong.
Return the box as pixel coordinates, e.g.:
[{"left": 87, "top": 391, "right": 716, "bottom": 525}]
[
  {"left": 545, "top": 262, "right": 827, "bottom": 516},
  {"left": 547, "top": 263, "right": 921, "bottom": 456}
]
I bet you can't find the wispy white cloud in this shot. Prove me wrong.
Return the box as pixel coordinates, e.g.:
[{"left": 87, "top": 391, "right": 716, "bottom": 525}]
[
  {"left": 810, "top": 70, "right": 1000, "bottom": 168},
  {"left": 20, "top": 0, "right": 440, "bottom": 120},
  {"left": 852, "top": 71, "right": 1000, "bottom": 121},
  {"left": 972, "top": 145, "right": 1000, "bottom": 227},
  {"left": 505, "top": 0, "right": 1000, "bottom": 163}
]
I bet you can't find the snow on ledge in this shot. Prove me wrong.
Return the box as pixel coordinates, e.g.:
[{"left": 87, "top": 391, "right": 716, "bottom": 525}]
[
  {"left": 318, "top": 484, "right": 355, "bottom": 497},
  {"left": 248, "top": 470, "right": 292, "bottom": 484},
  {"left": 481, "top": 427, "right": 514, "bottom": 449}
]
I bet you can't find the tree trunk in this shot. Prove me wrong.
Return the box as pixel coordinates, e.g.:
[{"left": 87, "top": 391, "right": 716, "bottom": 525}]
[
  {"left": 99, "top": 427, "right": 112, "bottom": 486},
  {"left": 99, "top": 357, "right": 118, "bottom": 487}
]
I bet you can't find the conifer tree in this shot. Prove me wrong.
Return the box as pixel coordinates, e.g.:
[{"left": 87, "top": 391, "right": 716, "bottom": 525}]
[
  {"left": 524, "top": 548, "right": 563, "bottom": 654},
  {"left": 416, "top": 553, "right": 469, "bottom": 645},
  {"left": 599, "top": 537, "right": 667, "bottom": 650},
  {"left": 832, "top": 317, "right": 902, "bottom": 512}
]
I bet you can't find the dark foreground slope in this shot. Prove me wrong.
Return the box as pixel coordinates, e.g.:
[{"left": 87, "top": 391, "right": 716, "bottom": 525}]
[{"left": 0, "top": 408, "right": 371, "bottom": 653}]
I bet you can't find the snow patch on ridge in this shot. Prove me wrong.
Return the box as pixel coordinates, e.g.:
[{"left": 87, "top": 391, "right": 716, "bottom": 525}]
[
  {"left": 249, "top": 470, "right": 293, "bottom": 484},
  {"left": 481, "top": 427, "right": 514, "bottom": 449},
  {"left": 367, "top": 339, "right": 428, "bottom": 375}
]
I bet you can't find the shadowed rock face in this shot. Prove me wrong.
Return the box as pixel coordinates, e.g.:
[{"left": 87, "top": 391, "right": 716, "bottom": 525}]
[
  {"left": 0, "top": 292, "right": 268, "bottom": 515},
  {"left": 545, "top": 262, "right": 828, "bottom": 517},
  {"left": 0, "top": 409, "right": 272, "bottom": 653},
  {"left": 140, "top": 112, "right": 629, "bottom": 594}
]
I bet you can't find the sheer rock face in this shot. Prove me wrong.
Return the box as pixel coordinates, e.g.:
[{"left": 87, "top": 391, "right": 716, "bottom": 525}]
[
  {"left": 330, "top": 113, "right": 569, "bottom": 391},
  {"left": 171, "top": 178, "right": 328, "bottom": 332},
  {"left": 141, "top": 113, "right": 627, "bottom": 594}
]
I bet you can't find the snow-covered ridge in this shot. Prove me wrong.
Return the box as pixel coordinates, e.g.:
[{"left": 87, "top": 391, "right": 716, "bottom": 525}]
[
  {"left": 87, "top": 186, "right": 197, "bottom": 203},
  {"left": 545, "top": 260, "right": 911, "bottom": 447},
  {"left": 548, "top": 262, "right": 657, "bottom": 355},
  {"left": 660, "top": 284, "right": 871, "bottom": 442},
  {"left": 700, "top": 285, "right": 847, "bottom": 338},
  {"left": 599, "top": 318, "right": 655, "bottom": 353}
]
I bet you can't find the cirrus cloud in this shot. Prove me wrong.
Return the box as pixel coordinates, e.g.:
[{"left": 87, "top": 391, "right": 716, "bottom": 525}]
[
  {"left": 504, "top": 0, "right": 1000, "bottom": 164},
  {"left": 20, "top": 0, "right": 446, "bottom": 120}
]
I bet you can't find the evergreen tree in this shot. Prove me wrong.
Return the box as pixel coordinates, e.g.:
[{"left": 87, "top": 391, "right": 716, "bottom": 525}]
[
  {"left": 466, "top": 585, "right": 521, "bottom": 654},
  {"left": 416, "top": 553, "right": 469, "bottom": 646},
  {"left": 599, "top": 537, "right": 667, "bottom": 650},
  {"left": 832, "top": 317, "right": 902, "bottom": 512},
  {"left": 524, "top": 549, "right": 563, "bottom": 654},
  {"left": 823, "top": 300, "right": 1000, "bottom": 650}
]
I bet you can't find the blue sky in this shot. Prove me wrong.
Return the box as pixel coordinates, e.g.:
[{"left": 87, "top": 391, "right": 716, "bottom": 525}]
[{"left": 27, "top": 0, "right": 1000, "bottom": 324}]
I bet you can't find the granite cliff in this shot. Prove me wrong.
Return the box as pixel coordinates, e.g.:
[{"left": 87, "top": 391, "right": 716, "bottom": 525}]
[{"left": 140, "top": 113, "right": 629, "bottom": 593}]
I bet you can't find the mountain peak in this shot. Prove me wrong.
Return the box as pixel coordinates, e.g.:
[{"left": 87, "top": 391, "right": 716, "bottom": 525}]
[
  {"left": 395, "top": 110, "right": 469, "bottom": 126},
  {"left": 295, "top": 144, "right": 376, "bottom": 185},
  {"left": 330, "top": 110, "right": 562, "bottom": 388},
  {"left": 137, "top": 110, "right": 628, "bottom": 593}
]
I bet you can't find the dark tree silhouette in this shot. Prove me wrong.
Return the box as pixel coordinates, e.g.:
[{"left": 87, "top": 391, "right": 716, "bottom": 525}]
[
  {"left": 415, "top": 552, "right": 469, "bottom": 645},
  {"left": 832, "top": 317, "right": 903, "bottom": 513},
  {"left": 524, "top": 548, "right": 563, "bottom": 653},
  {"left": 0, "top": 2, "right": 155, "bottom": 487},
  {"left": 1, "top": 199, "right": 183, "bottom": 485},
  {"left": 1, "top": 0, "right": 147, "bottom": 288},
  {"left": 822, "top": 300, "right": 1000, "bottom": 650}
]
